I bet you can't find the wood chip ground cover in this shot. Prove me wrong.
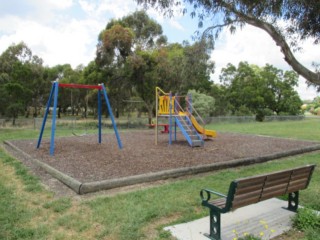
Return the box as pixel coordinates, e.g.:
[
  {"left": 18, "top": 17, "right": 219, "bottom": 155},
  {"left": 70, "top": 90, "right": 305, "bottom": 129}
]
[{"left": 8, "top": 131, "right": 319, "bottom": 183}]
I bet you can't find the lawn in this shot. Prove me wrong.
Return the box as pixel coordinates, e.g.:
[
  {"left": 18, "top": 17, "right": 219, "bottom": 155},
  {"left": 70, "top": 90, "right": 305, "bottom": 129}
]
[{"left": 0, "top": 118, "right": 319, "bottom": 240}]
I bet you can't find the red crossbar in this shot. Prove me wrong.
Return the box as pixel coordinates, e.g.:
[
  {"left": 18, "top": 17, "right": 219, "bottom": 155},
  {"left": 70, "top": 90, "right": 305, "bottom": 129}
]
[{"left": 58, "top": 83, "right": 102, "bottom": 90}]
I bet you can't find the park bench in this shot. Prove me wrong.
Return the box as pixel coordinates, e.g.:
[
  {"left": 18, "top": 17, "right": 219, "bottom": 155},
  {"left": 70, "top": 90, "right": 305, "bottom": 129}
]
[{"left": 200, "top": 164, "right": 316, "bottom": 240}]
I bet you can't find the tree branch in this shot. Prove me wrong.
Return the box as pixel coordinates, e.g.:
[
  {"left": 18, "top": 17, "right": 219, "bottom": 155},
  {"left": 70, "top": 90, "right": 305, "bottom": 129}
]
[
  {"left": 217, "top": 1, "right": 320, "bottom": 85},
  {"left": 202, "top": 20, "right": 239, "bottom": 39}
]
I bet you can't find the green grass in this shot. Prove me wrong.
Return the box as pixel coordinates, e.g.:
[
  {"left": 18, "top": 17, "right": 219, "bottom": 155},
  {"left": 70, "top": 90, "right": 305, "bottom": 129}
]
[
  {"left": 0, "top": 127, "right": 116, "bottom": 144},
  {"left": 87, "top": 153, "right": 320, "bottom": 240},
  {"left": 210, "top": 118, "right": 320, "bottom": 141},
  {"left": 0, "top": 118, "right": 320, "bottom": 239},
  {"left": 0, "top": 150, "right": 50, "bottom": 239}
]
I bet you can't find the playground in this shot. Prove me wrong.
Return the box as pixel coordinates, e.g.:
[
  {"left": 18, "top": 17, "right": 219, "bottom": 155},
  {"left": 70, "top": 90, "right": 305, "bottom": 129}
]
[
  {"left": 5, "top": 129, "right": 320, "bottom": 195},
  {"left": 3, "top": 83, "right": 320, "bottom": 195}
]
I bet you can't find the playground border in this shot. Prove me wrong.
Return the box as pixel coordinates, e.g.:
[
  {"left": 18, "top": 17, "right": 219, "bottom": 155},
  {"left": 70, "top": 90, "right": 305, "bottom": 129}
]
[{"left": 4, "top": 140, "right": 320, "bottom": 195}]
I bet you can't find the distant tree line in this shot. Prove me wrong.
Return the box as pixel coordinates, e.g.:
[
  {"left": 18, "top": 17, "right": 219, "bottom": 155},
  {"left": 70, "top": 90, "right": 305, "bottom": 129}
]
[{"left": 0, "top": 11, "right": 303, "bottom": 125}]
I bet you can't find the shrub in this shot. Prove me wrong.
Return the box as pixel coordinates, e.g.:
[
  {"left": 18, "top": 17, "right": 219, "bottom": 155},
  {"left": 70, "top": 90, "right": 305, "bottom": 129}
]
[{"left": 293, "top": 208, "right": 320, "bottom": 231}]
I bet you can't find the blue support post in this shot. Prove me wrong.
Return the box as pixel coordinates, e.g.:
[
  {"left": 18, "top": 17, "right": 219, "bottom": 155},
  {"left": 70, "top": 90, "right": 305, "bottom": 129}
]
[
  {"left": 49, "top": 81, "right": 59, "bottom": 155},
  {"left": 98, "top": 88, "right": 102, "bottom": 144},
  {"left": 169, "top": 92, "right": 172, "bottom": 145},
  {"left": 174, "top": 93, "right": 178, "bottom": 141},
  {"left": 187, "top": 93, "right": 192, "bottom": 114},
  {"left": 101, "top": 84, "right": 122, "bottom": 149},
  {"left": 37, "top": 82, "right": 55, "bottom": 149}
]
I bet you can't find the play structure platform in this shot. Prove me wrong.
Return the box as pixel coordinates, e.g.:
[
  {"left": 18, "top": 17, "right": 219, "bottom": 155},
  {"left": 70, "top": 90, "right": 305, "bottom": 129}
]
[{"left": 155, "top": 87, "right": 216, "bottom": 147}]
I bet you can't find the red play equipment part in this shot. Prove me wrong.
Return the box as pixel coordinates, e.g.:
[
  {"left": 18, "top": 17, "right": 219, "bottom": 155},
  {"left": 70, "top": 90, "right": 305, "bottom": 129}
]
[
  {"left": 37, "top": 81, "right": 122, "bottom": 155},
  {"left": 58, "top": 83, "right": 102, "bottom": 90}
]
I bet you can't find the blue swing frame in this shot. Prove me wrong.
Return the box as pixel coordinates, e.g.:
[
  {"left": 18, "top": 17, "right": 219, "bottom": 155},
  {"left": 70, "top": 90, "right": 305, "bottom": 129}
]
[{"left": 36, "top": 81, "right": 122, "bottom": 156}]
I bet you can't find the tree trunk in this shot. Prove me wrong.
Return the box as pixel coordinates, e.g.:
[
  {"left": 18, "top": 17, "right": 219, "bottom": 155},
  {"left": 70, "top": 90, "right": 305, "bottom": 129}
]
[
  {"left": 246, "top": 18, "right": 319, "bottom": 85},
  {"left": 12, "top": 115, "right": 16, "bottom": 125},
  {"left": 219, "top": 1, "right": 320, "bottom": 86},
  {"left": 33, "top": 105, "right": 38, "bottom": 118},
  {"left": 58, "top": 105, "right": 61, "bottom": 119},
  {"left": 147, "top": 105, "right": 153, "bottom": 124}
]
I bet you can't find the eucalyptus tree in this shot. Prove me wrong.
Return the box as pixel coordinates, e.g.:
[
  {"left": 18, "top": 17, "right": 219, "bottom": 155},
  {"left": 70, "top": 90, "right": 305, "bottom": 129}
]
[
  {"left": 136, "top": 0, "right": 320, "bottom": 87},
  {"left": 96, "top": 11, "right": 167, "bottom": 117},
  {"left": 127, "top": 50, "right": 159, "bottom": 123},
  {"left": 0, "top": 42, "right": 45, "bottom": 122}
]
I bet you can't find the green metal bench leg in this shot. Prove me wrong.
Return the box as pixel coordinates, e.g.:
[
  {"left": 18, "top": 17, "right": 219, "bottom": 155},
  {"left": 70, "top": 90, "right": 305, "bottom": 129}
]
[
  {"left": 204, "top": 209, "right": 221, "bottom": 240},
  {"left": 288, "top": 191, "right": 299, "bottom": 211}
]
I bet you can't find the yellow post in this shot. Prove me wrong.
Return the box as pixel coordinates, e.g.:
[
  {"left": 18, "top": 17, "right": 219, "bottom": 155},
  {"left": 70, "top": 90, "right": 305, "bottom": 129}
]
[
  {"left": 155, "top": 87, "right": 158, "bottom": 145},
  {"left": 155, "top": 87, "right": 171, "bottom": 145}
]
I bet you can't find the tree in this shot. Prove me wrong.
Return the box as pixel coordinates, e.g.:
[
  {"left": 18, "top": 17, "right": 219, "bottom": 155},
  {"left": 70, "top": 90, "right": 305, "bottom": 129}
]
[
  {"left": 136, "top": 0, "right": 320, "bottom": 87},
  {"left": 176, "top": 40, "right": 214, "bottom": 94},
  {"left": 306, "top": 97, "right": 320, "bottom": 115},
  {"left": 220, "top": 62, "right": 302, "bottom": 120},
  {"left": 209, "top": 83, "right": 231, "bottom": 116},
  {"left": 96, "top": 11, "right": 167, "bottom": 118},
  {"left": 155, "top": 41, "right": 214, "bottom": 95},
  {"left": 187, "top": 89, "right": 215, "bottom": 117},
  {"left": 3, "top": 82, "right": 27, "bottom": 125},
  {"left": 127, "top": 50, "right": 160, "bottom": 123},
  {"left": 259, "top": 64, "right": 302, "bottom": 115},
  {"left": 95, "top": 11, "right": 217, "bottom": 119},
  {"left": 0, "top": 42, "right": 46, "bottom": 121},
  {"left": 108, "top": 10, "right": 167, "bottom": 50},
  {"left": 96, "top": 24, "right": 134, "bottom": 67}
]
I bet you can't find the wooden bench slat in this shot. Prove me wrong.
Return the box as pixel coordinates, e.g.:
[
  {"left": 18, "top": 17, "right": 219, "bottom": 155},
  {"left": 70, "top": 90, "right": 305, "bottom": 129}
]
[
  {"left": 264, "top": 176, "right": 291, "bottom": 187},
  {"left": 209, "top": 198, "right": 226, "bottom": 209},
  {"left": 287, "top": 182, "right": 309, "bottom": 193},
  {"left": 235, "top": 176, "right": 266, "bottom": 186},
  {"left": 233, "top": 189, "right": 262, "bottom": 202},
  {"left": 260, "top": 188, "right": 288, "bottom": 201},
  {"left": 290, "top": 177, "right": 310, "bottom": 186},
  {"left": 264, "top": 183, "right": 287, "bottom": 191},
  {"left": 232, "top": 196, "right": 261, "bottom": 209},
  {"left": 292, "top": 166, "right": 314, "bottom": 174},
  {"left": 291, "top": 172, "right": 312, "bottom": 180},
  {"left": 235, "top": 183, "right": 265, "bottom": 194}
]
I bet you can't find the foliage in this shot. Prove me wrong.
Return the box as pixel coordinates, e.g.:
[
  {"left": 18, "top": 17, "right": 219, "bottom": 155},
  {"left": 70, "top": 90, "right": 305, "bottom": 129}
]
[
  {"left": 237, "top": 234, "right": 261, "bottom": 240},
  {"left": 127, "top": 50, "right": 160, "bottom": 123},
  {"left": 0, "top": 10, "right": 310, "bottom": 123},
  {"left": 187, "top": 89, "right": 215, "bottom": 117},
  {"left": 0, "top": 42, "right": 47, "bottom": 122},
  {"left": 136, "top": 0, "right": 320, "bottom": 86},
  {"left": 304, "top": 227, "right": 320, "bottom": 240},
  {"left": 219, "top": 62, "right": 302, "bottom": 120},
  {"left": 305, "top": 97, "right": 320, "bottom": 115},
  {"left": 293, "top": 208, "right": 320, "bottom": 231},
  {"left": 94, "top": 11, "right": 214, "bottom": 120}
]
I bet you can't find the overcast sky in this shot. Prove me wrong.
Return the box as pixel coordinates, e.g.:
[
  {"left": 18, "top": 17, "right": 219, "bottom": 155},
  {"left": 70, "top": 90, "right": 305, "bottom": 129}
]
[{"left": 0, "top": 0, "right": 319, "bottom": 100}]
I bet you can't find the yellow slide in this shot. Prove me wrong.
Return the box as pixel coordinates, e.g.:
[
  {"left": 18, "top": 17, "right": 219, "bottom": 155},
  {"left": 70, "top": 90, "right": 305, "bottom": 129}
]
[{"left": 190, "top": 115, "right": 217, "bottom": 138}]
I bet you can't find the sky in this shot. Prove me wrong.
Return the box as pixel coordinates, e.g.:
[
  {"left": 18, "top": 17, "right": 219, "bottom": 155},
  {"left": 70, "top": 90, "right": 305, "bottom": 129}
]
[{"left": 0, "top": 0, "right": 319, "bottom": 101}]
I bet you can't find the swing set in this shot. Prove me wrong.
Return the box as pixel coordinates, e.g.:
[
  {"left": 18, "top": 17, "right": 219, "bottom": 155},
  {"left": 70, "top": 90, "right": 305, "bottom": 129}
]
[
  {"left": 37, "top": 81, "right": 122, "bottom": 156},
  {"left": 70, "top": 88, "right": 89, "bottom": 136}
]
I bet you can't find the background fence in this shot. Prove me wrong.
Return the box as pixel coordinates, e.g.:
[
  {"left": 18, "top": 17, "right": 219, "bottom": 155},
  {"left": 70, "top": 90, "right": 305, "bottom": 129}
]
[{"left": 0, "top": 115, "right": 317, "bottom": 130}]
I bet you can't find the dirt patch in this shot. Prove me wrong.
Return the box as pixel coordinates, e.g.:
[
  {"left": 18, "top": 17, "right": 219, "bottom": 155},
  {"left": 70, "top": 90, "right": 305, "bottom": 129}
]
[{"left": 5, "top": 130, "right": 320, "bottom": 196}]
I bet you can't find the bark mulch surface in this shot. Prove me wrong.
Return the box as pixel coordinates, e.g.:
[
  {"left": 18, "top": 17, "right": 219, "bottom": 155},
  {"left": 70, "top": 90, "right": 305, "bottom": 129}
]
[{"left": 8, "top": 130, "right": 320, "bottom": 183}]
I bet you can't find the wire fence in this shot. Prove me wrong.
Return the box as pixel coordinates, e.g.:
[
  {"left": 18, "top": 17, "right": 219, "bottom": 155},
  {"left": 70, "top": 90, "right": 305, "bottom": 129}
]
[
  {"left": 0, "top": 115, "right": 318, "bottom": 130},
  {"left": 204, "top": 115, "right": 308, "bottom": 124},
  {"left": 0, "top": 116, "right": 155, "bottom": 130}
]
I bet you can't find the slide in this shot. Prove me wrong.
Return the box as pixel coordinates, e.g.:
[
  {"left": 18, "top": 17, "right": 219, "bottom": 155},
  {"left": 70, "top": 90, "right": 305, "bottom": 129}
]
[{"left": 190, "top": 115, "right": 217, "bottom": 138}]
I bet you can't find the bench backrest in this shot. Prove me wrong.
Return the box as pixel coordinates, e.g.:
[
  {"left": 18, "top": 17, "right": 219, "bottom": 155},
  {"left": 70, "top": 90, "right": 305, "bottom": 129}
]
[{"left": 226, "top": 165, "right": 316, "bottom": 211}]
